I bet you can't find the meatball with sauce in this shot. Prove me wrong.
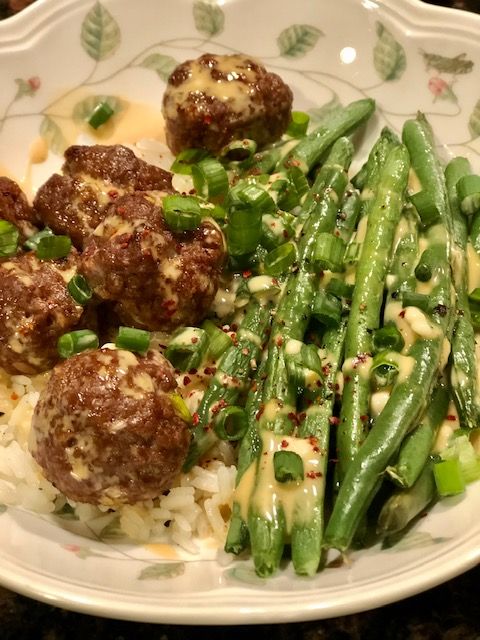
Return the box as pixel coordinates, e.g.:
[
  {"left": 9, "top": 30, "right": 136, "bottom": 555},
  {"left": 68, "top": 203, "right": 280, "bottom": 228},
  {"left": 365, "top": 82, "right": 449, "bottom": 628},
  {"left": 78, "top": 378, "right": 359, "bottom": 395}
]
[
  {"left": 33, "top": 144, "right": 174, "bottom": 248},
  {"left": 0, "top": 176, "right": 39, "bottom": 240},
  {"left": 162, "top": 53, "right": 293, "bottom": 155},
  {"left": 30, "top": 347, "right": 191, "bottom": 505},
  {"left": 0, "top": 251, "right": 85, "bottom": 375},
  {"left": 80, "top": 193, "right": 226, "bottom": 331}
]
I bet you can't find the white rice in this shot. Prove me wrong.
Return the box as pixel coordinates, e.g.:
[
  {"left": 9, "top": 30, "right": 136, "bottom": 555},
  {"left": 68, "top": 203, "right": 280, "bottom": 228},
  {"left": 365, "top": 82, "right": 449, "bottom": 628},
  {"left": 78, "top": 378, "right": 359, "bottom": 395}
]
[{"left": 0, "top": 370, "right": 237, "bottom": 553}]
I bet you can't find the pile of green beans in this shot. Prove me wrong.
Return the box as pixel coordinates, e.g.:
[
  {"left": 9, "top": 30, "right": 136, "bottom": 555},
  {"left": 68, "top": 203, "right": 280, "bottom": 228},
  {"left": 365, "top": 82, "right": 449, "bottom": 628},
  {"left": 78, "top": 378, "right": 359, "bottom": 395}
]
[{"left": 164, "top": 102, "right": 480, "bottom": 577}]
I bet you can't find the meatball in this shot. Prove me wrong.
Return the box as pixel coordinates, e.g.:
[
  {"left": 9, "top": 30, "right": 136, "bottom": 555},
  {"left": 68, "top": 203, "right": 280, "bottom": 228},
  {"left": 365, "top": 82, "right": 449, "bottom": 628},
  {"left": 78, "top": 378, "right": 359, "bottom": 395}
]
[
  {"left": 33, "top": 144, "right": 174, "bottom": 248},
  {"left": 162, "top": 53, "right": 293, "bottom": 155},
  {"left": 0, "top": 251, "right": 85, "bottom": 374},
  {"left": 80, "top": 193, "right": 226, "bottom": 331},
  {"left": 30, "top": 347, "right": 191, "bottom": 505},
  {"left": 0, "top": 176, "right": 38, "bottom": 239}
]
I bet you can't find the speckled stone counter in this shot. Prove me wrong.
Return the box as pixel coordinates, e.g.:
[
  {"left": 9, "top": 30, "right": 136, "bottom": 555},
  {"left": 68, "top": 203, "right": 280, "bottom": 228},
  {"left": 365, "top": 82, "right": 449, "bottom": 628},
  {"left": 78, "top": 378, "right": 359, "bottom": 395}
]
[{"left": 0, "top": 0, "right": 479, "bottom": 638}]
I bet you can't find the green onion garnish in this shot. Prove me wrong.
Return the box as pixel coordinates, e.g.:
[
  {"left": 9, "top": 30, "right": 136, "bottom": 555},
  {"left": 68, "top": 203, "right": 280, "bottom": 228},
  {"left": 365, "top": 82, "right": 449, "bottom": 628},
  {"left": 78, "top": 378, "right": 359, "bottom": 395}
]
[
  {"left": 24, "top": 227, "right": 54, "bottom": 251},
  {"left": 402, "top": 290, "right": 431, "bottom": 314},
  {"left": 201, "top": 319, "right": 232, "bottom": 360},
  {"left": 287, "top": 165, "right": 309, "bottom": 199},
  {"left": 165, "top": 327, "right": 209, "bottom": 371},
  {"left": 456, "top": 174, "right": 480, "bottom": 216},
  {"left": 372, "top": 325, "right": 405, "bottom": 353},
  {"left": 409, "top": 190, "right": 441, "bottom": 226},
  {"left": 312, "top": 289, "right": 342, "bottom": 327},
  {"left": 88, "top": 101, "right": 115, "bottom": 130},
  {"left": 343, "top": 241, "right": 361, "bottom": 264},
  {"left": 247, "top": 275, "right": 281, "bottom": 299},
  {"left": 36, "top": 234, "right": 72, "bottom": 260},
  {"left": 171, "top": 148, "right": 210, "bottom": 175},
  {"left": 67, "top": 274, "right": 92, "bottom": 306},
  {"left": 269, "top": 177, "right": 300, "bottom": 212},
  {"left": 57, "top": 330, "right": 99, "bottom": 358},
  {"left": 227, "top": 208, "right": 262, "bottom": 257},
  {"left": 285, "top": 341, "right": 323, "bottom": 391},
  {"left": 273, "top": 450, "right": 304, "bottom": 483},
  {"left": 286, "top": 111, "right": 310, "bottom": 138},
  {"left": 115, "top": 326, "right": 151, "bottom": 353},
  {"left": 214, "top": 406, "right": 248, "bottom": 441},
  {"left": 314, "top": 233, "right": 346, "bottom": 272},
  {"left": 325, "top": 278, "right": 354, "bottom": 300},
  {"left": 192, "top": 157, "right": 229, "bottom": 203},
  {"left": 371, "top": 351, "right": 399, "bottom": 388},
  {"left": 433, "top": 458, "right": 465, "bottom": 496},
  {"left": 168, "top": 392, "right": 192, "bottom": 422},
  {"left": 264, "top": 242, "right": 296, "bottom": 276},
  {"left": 220, "top": 138, "right": 257, "bottom": 163},
  {"left": 0, "top": 220, "right": 19, "bottom": 258},
  {"left": 163, "top": 194, "right": 202, "bottom": 232}
]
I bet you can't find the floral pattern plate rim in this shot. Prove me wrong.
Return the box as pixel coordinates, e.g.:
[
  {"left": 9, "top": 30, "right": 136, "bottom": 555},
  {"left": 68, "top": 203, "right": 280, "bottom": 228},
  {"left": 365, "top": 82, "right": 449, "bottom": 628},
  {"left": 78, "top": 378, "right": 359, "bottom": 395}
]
[{"left": 0, "top": 0, "right": 480, "bottom": 625}]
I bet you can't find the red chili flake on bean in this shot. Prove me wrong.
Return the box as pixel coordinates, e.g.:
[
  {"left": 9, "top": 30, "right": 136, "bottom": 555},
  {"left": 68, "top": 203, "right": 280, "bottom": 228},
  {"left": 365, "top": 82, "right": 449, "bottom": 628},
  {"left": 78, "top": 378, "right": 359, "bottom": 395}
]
[
  {"left": 281, "top": 440, "right": 289, "bottom": 448},
  {"left": 188, "top": 368, "right": 198, "bottom": 375},
  {"left": 276, "top": 336, "right": 284, "bottom": 347},
  {"left": 306, "top": 471, "right": 319, "bottom": 479},
  {"left": 256, "top": 405, "right": 265, "bottom": 420},
  {"left": 313, "top": 446, "right": 320, "bottom": 453},
  {"left": 446, "top": 414, "right": 457, "bottom": 421},
  {"left": 399, "top": 310, "right": 406, "bottom": 318},
  {"left": 322, "top": 365, "right": 331, "bottom": 375},
  {"left": 360, "top": 414, "right": 369, "bottom": 422},
  {"left": 192, "top": 413, "right": 200, "bottom": 426},
  {"left": 329, "top": 416, "right": 340, "bottom": 426},
  {"left": 183, "top": 376, "right": 191, "bottom": 386},
  {"left": 242, "top": 270, "right": 252, "bottom": 279},
  {"left": 10, "top": 392, "right": 19, "bottom": 401},
  {"left": 117, "top": 206, "right": 126, "bottom": 216},
  {"left": 191, "top": 337, "right": 198, "bottom": 344},
  {"left": 203, "top": 367, "right": 216, "bottom": 376},
  {"left": 242, "top": 348, "right": 249, "bottom": 355},
  {"left": 231, "top": 323, "right": 238, "bottom": 332},
  {"left": 108, "top": 190, "right": 118, "bottom": 199}
]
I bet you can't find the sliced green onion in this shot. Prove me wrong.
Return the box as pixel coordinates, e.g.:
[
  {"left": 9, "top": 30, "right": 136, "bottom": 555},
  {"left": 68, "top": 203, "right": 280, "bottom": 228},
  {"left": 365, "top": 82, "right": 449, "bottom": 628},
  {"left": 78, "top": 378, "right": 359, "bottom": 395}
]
[
  {"left": 343, "top": 241, "right": 360, "bottom": 264},
  {"left": 440, "top": 433, "right": 480, "bottom": 485},
  {"left": 168, "top": 392, "right": 191, "bottom": 422},
  {"left": 414, "top": 261, "right": 432, "bottom": 282},
  {"left": 57, "top": 330, "right": 99, "bottom": 358},
  {"left": 214, "top": 406, "right": 248, "bottom": 441},
  {"left": 115, "top": 326, "right": 151, "bottom": 353},
  {"left": 312, "top": 290, "right": 342, "bottom": 327},
  {"left": 402, "top": 290, "right": 431, "bottom": 314},
  {"left": 227, "top": 182, "right": 276, "bottom": 214},
  {"left": 36, "top": 234, "right": 71, "bottom": 260},
  {"left": 286, "top": 111, "right": 310, "bottom": 138},
  {"left": 264, "top": 242, "right": 296, "bottom": 276},
  {"left": 165, "top": 327, "right": 208, "bottom": 371},
  {"left": 0, "top": 220, "right": 19, "bottom": 258},
  {"left": 192, "top": 157, "right": 229, "bottom": 202},
  {"left": 163, "top": 194, "right": 202, "bottom": 232},
  {"left": 372, "top": 325, "right": 405, "bottom": 353},
  {"left": 285, "top": 341, "right": 322, "bottom": 391},
  {"left": 409, "top": 190, "right": 441, "bottom": 226},
  {"left": 273, "top": 450, "right": 304, "bottom": 483},
  {"left": 247, "top": 275, "right": 281, "bottom": 299},
  {"left": 433, "top": 458, "right": 465, "bottom": 496},
  {"left": 371, "top": 351, "right": 399, "bottom": 388},
  {"left": 227, "top": 209, "right": 262, "bottom": 256},
  {"left": 220, "top": 138, "right": 257, "bottom": 162},
  {"left": 456, "top": 174, "right": 480, "bottom": 216},
  {"left": 287, "top": 166, "right": 309, "bottom": 199},
  {"left": 88, "top": 101, "right": 114, "bottom": 129},
  {"left": 325, "top": 278, "right": 354, "bottom": 300},
  {"left": 171, "top": 148, "right": 210, "bottom": 175},
  {"left": 67, "top": 274, "right": 92, "bottom": 306},
  {"left": 201, "top": 319, "right": 232, "bottom": 360},
  {"left": 269, "top": 178, "right": 300, "bottom": 212},
  {"left": 314, "top": 233, "right": 346, "bottom": 272},
  {"left": 24, "top": 227, "right": 54, "bottom": 251},
  {"left": 261, "top": 212, "right": 294, "bottom": 250}
]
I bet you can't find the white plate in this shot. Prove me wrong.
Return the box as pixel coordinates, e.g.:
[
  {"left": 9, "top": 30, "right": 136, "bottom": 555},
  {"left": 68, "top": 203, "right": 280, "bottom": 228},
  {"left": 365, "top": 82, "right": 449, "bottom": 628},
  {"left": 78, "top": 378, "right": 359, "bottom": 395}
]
[{"left": 0, "top": 0, "right": 479, "bottom": 625}]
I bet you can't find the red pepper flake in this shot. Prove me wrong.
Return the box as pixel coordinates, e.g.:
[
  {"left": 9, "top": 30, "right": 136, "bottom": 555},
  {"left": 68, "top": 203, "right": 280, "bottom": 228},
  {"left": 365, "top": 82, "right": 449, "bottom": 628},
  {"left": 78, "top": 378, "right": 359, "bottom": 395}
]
[
  {"left": 251, "top": 380, "right": 258, "bottom": 393},
  {"left": 212, "top": 398, "right": 228, "bottom": 416},
  {"left": 344, "top": 375, "right": 351, "bottom": 383},
  {"left": 203, "top": 114, "right": 212, "bottom": 125},
  {"left": 306, "top": 471, "right": 321, "bottom": 479},
  {"left": 191, "top": 337, "right": 199, "bottom": 344},
  {"left": 10, "top": 392, "right": 19, "bottom": 401},
  {"left": 242, "top": 347, "right": 250, "bottom": 356},
  {"left": 203, "top": 366, "right": 216, "bottom": 376},
  {"left": 399, "top": 309, "right": 406, "bottom": 318},
  {"left": 183, "top": 376, "right": 191, "bottom": 386},
  {"left": 276, "top": 336, "right": 284, "bottom": 347},
  {"left": 203, "top": 424, "right": 211, "bottom": 432},
  {"left": 231, "top": 323, "right": 238, "bottom": 332},
  {"left": 108, "top": 189, "right": 118, "bottom": 199},
  {"left": 329, "top": 416, "right": 340, "bottom": 426},
  {"left": 281, "top": 439, "right": 289, "bottom": 448},
  {"left": 188, "top": 368, "right": 198, "bottom": 375},
  {"left": 117, "top": 206, "right": 126, "bottom": 216},
  {"left": 299, "top": 412, "right": 307, "bottom": 422},
  {"left": 446, "top": 414, "right": 457, "bottom": 421},
  {"left": 256, "top": 405, "right": 265, "bottom": 421},
  {"left": 242, "top": 270, "right": 252, "bottom": 279},
  {"left": 287, "top": 412, "right": 299, "bottom": 426},
  {"left": 316, "top": 380, "right": 322, "bottom": 388},
  {"left": 283, "top": 229, "right": 289, "bottom": 238},
  {"left": 313, "top": 446, "right": 320, "bottom": 453},
  {"left": 322, "top": 365, "right": 331, "bottom": 375},
  {"left": 360, "top": 414, "right": 369, "bottom": 422},
  {"left": 192, "top": 412, "right": 200, "bottom": 426}
]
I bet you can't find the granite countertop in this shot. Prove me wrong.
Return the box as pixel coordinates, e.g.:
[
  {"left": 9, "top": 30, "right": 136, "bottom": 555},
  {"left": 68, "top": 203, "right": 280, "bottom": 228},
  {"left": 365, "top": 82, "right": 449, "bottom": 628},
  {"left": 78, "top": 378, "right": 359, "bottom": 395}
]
[{"left": 1, "top": 0, "right": 479, "bottom": 638}]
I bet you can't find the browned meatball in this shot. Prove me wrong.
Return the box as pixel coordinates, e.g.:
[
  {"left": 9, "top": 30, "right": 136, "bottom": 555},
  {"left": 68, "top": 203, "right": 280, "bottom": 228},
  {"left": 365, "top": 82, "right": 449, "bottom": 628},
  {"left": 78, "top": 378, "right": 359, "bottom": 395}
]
[
  {"left": 33, "top": 144, "right": 174, "bottom": 248},
  {"left": 0, "top": 176, "right": 38, "bottom": 239},
  {"left": 0, "top": 251, "right": 85, "bottom": 374},
  {"left": 80, "top": 193, "right": 226, "bottom": 331},
  {"left": 162, "top": 53, "right": 293, "bottom": 155},
  {"left": 30, "top": 347, "right": 191, "bottom": 505}
]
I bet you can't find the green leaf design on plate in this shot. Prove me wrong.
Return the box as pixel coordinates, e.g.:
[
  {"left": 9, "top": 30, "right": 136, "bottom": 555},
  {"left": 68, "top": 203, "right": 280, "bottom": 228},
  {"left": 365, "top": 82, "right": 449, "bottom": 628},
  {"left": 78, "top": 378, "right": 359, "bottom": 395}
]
[
  {"left": 373, "top": 22, "right": 406, "bottom": 81},
  {"left": 193, "top": 0, "right": 224, "bottom": 37},
  {"left": 138, "top": 53, "right": 178, "bottom": 82},
  {"left": 81, "top": 2, "right": 121, "bottom": 62},
  {"left": 138, "top": 562, "right": 185, "bottom": 580},
  {"left": 0, "top": 504, "right": 7, "bottom": 515},
  {"left": 382, "top": 530, "right": 450, "bottom": 551},
  {"left": 277, "top": 24, "right": 323, "bottom": 59},
  {"left": 468, "top": 99, "right": 480, "bottom": 138},
  {"left": 40, "top": 116, "right": 67, "bottom": 155},
  {"left": 421, "top": 50, "right": 474, "bottom": 75},
  {"left": 308, "top": 95, "right": 342, "bottom": 124},
  {"left": 72, "top": 95, "right": 124, "bottom": 124},
  {"left": 14, "top": 78, "right": 36, "bottom": 100}
]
